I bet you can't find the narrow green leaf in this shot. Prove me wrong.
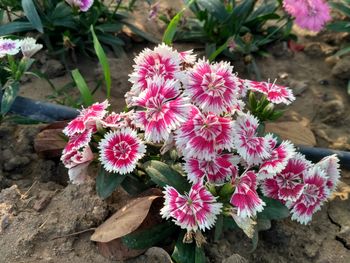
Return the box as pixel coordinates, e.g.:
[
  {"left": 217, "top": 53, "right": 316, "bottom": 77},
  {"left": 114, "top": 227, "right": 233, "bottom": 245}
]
[
  {"left": 208, "top": 41, "right": 227, "bottom": 61},
  {"left": 195, "top": 246, "right": 206, "bottom": 263},
  {"left": 71, "top": 69, "right": 93, "bottom": 106},
  {"left": 331, "top": 2, "right": 350, "bottom": 17},
  {"left": 172, "top": 232, "right": 195, "bottom": 263},
  {"left": 0, "top": 21, "right": 35, "bottom": 35},
  {"left": 122, "top": 222, "right": 177, "bottom": 249},
  {"left": 143, "top": 160, "right": 190, "bottom": 193},
  {"left": 196, "top": 0, "right": 229, "bottom": 22},
  {"left": 163, "top": 9, "right": 184, "bottom": 45},
  {"left": 96, "top": 168, "right": 127, "bottom": 199},
  {"left": 1, "top": 81, "right": 20, "bottom": 115},
  {"left": 121, "top": 174, "right": 149, "bottom": 195},
  {"left": 91, "top": 26, "right": 111, "bottom": 99},
  {"left": 214, "top": 214, "right": 224, "bottom": 241},
  {"left": 123, "top": 22, "right": 158, "bottom": 43},
  {"left": 335, "top": 46, "right": 350, "bottom": 57},
  {"left": 22, "top": 0, "right": 43, "bottom": 33},
  {"left": 249, "top": 230, "right": 259, "bottom": 252}
]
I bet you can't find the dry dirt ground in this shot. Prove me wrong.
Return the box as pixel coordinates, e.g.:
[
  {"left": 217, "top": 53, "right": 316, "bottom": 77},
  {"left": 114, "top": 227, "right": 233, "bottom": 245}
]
[{"left": 1, "top": 1, "right": 350, "bottom": 263}]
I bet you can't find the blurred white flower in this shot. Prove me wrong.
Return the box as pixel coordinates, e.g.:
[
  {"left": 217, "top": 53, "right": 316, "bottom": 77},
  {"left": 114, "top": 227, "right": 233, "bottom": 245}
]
[{"left": 20, "top": 37, "right": 43, "bottom": 58}]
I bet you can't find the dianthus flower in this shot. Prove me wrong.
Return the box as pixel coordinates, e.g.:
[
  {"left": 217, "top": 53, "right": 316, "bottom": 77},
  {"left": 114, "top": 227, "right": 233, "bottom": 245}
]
[
  {"left": 230, "top": 171, "right": 265, "bottom": 218},
  {"left": 175, "top": 106, "right": 234, "bottom": 161},
  {"left": 261, "top": 154, "right": 312, "bottom": 201},
  {"left": 65, "top": 0, "right": 94, "bottom": 12},
  {"left": 0, "top": 38, "right": 20, "bottom": 58},
  {"left": 232, "top": 113, "right": 271, "bottom": 166},
  {"left": 63, "top": 129, "right": 92, "bottom": 154},
  {"left": 98, "top": 128, "right": 146, "bottom": 174},
  {"left": 315, "top": 154, "right": 340, "bottom": 192},
  {"left": 246, "top": 80, "right": 295, "bottom": 105},
  {"left": 132, "top": 77, "right": 190, "bottom": 143},
  {"left": 20, "top": 37, "right": 43, "bottom": 58},
  {"left": 186, "top": 59, "right": 240, "bottom": 114},
  {"left": 160, "top": 183, "right": 223, "bottom": 232},
  {"left": 289, "top": 166, "right": 329, "bottom": 224},
  {"left": 129, "top": 44, "right": 183, "bottom": 94},
  {"left": 184, "top": 151, "right": 239, "bottom": 185},
  {"left": 63, "top": 100, "right": 109, "bottom": 136}
]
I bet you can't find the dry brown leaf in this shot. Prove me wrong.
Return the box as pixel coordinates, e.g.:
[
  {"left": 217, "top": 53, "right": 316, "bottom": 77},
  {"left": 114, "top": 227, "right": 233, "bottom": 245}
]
[
  {"left": 97, "top": 238, "right": 146, "bottom": 261},
  {"left": 265, "top": 121, "right": 316, "bottom": 146},
  {"left": 34, "top": 128, "right": 66, "bottom": 158},
  {"left": 330, "top": 181, "right": 350, "bottom": 200},
  {"left": 91, "top": 195, "right": 161, "bottom": 242}
]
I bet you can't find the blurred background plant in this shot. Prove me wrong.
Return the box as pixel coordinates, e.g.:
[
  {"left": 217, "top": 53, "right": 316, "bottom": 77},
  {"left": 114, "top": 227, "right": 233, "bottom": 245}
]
[
  {"left": 0, "top": 0, "right": 153, "bottom": 63},
  {"left": 166, "top": 0, "right": 294, "bottom": 61}
]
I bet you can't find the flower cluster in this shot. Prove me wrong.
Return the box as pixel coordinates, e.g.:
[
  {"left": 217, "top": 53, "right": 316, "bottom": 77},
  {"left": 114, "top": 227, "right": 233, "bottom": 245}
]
[
  {"left": 0, "top": 37, "right": 42, "bottom": 58},
  {"left": 61, "top": 44, "right": 340, "bottom": 239},
  {"left": 283, "top": 0, "right": 331, "bottom": 32}
]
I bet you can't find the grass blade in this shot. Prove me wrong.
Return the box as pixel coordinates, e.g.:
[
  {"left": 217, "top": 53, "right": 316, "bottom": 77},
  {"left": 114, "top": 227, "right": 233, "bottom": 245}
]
[
  {"left": 91, "top": 26, "right": 111, "bottom": 99},
  {"left": 71, "top": 69, "right": 93, "bottom": 106},
  {"left": 21, "top": 0, "right": 43, "bottom": 33}
]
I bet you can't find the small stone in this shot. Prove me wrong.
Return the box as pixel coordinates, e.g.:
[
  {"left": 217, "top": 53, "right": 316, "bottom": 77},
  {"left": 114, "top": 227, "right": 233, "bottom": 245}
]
[
  {"left": 1, "top": 215, "right": 10, "bottom": 232},
  {"left": 1, "top": 149, "right": 14, "bottom": 161},
  {"left": 222, "top": 253, "right": 248, "bottom": 263},
  {"left": 325, "top": 56, "right": 340, "bottom": 67},
  {"left": 332, "top": 57, "right": 350, "bottom": 80},
  {"left": 142, "top": 247, "right": 172, "bottom": 263},
  {"left": 304, "top": 43, "right": 324, "bottom": 57},
  {"left": 319, "top": 99, "right": 345, "bottom": 123},
  {"left": 337, "top": 226, "right": 350, "bottom": 249},
  {"left": 3, "top": 156, "right": 30, "bottom": 172},
  {"left": 41, "top": 59, "right": 65, "bottom": 78}
]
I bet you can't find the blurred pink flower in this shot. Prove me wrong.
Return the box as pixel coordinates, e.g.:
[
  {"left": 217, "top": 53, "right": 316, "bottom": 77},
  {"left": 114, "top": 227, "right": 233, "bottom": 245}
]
[
  {"left": 160, "top": 183, "right": 222, "bottom": 232},
  {"left": 0, "top": 38, "right": 20, "bottom": 58},
  {"left": 66, "top": 0, "right": 94, "bottom": 12},
  {"left": 315, "top": 154, "right": 340, "bottom": 192}
]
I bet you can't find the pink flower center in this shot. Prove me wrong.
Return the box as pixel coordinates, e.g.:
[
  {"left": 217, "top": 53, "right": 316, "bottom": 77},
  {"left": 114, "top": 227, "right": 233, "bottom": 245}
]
[
  {"left": 113, "top": 141, "right": 132, "bottom": 159},
  {"left": 202, "top": 73, "right": 225, "bottom": 94},
  {"left": 301, "top": 184, "right": 319, "bottom": 205},
  {"left": 276, "top": 172, "right": 301, "bottom": 188}
]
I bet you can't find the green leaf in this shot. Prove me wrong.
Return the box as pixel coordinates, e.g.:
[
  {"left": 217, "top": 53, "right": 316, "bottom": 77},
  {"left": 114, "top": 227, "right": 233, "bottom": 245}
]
[
  {"left": 1, "top": 81, "right": 20, "bottom": 115},
  {"left": 22, "top": 0, "right": 43, "bottom": 33},
  {"left": 122, "top": 222, "right": 177, "bottom": 249},
  {"left": 335, "top": 46, "right": 350, "bottom": 57},
  {"left": 95, "top": 23, "right": 123, "bottom": 33},
  {"left": 121, "top": 174, "right": 149, "bottom": 195},
  {"left": 172, "top": 232, "right": 195, "bottom": 263},
  {"left": 196, "top": 0, "right": 228, "bottom": 22},
  {"left": 258, "top": 195, "right": 289, "bottom": 220},
  {"left": 195, "top": 246, "right": 206, "bottom": 263},
  {"left": 123, "top": 22, "right": 158, "bottom": 43},
  {"left": 250, "top": 229, "right": 259, "bottom": 252},
  {"left": 96, "top": 168, "right": 127, "bottom": 199},
  {"left": 327, "top": 21, "right": 350, "bottom": 32},
  {"left": 91, "top": 26, "right": 111, "bottom": 99},
  {"left": 214, "top": 214, "right": 224, "bottom": 241},
  {"left": 143, "top": 160, "right": 190, "bottom": 193},
  {"left": 0, "top": 21, "right": 35, "bottom": 35},
  {"left": 71, "top": 69, "right": 93, "bottom": 106},
  {"left": 331, "top": 2, "right": 350, "bottom": 17},
  {"left": 163, "top": 9, "right": 184, "bottom": 45}
]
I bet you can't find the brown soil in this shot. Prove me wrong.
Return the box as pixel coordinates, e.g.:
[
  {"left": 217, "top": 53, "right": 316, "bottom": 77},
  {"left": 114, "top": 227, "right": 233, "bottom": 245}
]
[{"left": 1, "top": 1, "right": 350, "bottom": 262}]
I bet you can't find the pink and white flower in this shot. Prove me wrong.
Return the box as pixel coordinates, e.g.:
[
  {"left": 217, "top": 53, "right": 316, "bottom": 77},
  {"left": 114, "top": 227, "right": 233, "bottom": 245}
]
[
  {"left": 230, "top": 171, "right": 265, "bottom": 218},
  {"left": 65, "top": 0, "right": 94, "bottom": 12},
  {"left": 160, "top": 183, "right": 222, "bottom": 232},
  {"left": 132, "top": 77, "right": 190, "bottom": 143},
  {"left": 63, "top": 129, "right": 92, "bottom": 154},
  {"left": 283, "top": 0, "right": 306, "bottom": 17},
  {"left": 61, "top": 145, "right": 94, "bottom": 184},
  {"left": 175, "top": 106, "right": 234, "bottom": 161},
  {"left": 233, "top": 113, "right": 271, "bottom": 166},
  {"left": 185, "top": 59, "right": 240, "bottom": 114},
  {"left": 179, "top": 50, "right": 197, "bottom": 65},
  {"left": 99, "top": 111, "right": 133, "bottom": 129},
  {"left": 129, "top": 44, "right": 183, "bottom": 94},
  {"left": 184, "top": 152, "right": 239, "bottom": 185},
  {"left": 261, "top": 154, "right": 312, "bottom": 202},
  {"left": 289, "top": 166, "right": 329, "bottom": 224},
  {"left": 315, "top": 154, "right": 340, "bottom": 192},
  {"left": 63, "top": 100, "right": 109, "bottom": 136},
  {"left": 98, "top": 128, "right": 146, "bottom": 174},
  {"left": 20, "top": 37, "right": 43, "bottom": 58},
  {"left": 246, "top": 80, "right": 295, "bottom": 105},
  {"left": 259, "top": 140, "right": 296, "bottom": 178},
  {"left": 0, "top": 38, "right": 20, "bottom": 58}
]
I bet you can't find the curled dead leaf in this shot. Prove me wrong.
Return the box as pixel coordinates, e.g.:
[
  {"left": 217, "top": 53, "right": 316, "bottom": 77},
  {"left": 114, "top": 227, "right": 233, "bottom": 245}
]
[
  {"left": 91, "top": 195, "right": 161, "bottom": 242},
  {"left": 97, "top": 238, "right": 146, "bottom": 261}
]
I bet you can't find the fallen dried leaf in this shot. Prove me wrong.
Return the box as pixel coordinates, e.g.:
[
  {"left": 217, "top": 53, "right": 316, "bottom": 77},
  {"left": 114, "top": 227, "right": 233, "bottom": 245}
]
[
  {"left": 34, "top": 128, "right": 66, "bottom": 158},
  {"left": 97, "top": 238, "right": 146, "bottom": 261},
  {"left": 265, "top": 122, "right": 316, "bottom": 146},
  {"left": 91, "top": 195, "right": 161, "bottom": 242}
]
